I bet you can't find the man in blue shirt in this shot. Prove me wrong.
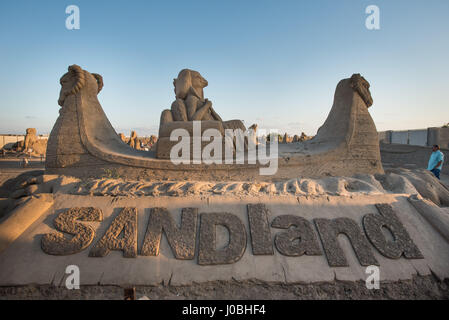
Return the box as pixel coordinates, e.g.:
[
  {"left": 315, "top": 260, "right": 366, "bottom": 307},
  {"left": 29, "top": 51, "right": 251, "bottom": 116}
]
[{"left": 427, "top": 144, "right": 444, "bottom": 180}]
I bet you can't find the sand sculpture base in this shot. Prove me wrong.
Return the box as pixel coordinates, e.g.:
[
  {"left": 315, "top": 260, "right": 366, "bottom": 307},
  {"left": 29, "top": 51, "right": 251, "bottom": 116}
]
[
  {"left": 1, "top": 166, "right": 448, "bottom": 293},
  {"left": 1, "top": 191, "right": 448, "bottom": 287}
]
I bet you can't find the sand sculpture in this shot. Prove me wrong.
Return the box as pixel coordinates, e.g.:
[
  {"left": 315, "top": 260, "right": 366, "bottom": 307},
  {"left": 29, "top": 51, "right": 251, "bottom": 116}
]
[
  {"left": 23, "top": 128, "right": 37, "bottom": 151},
  {"left": 300, "top": 132, "right": 312, "bottom": 141},
  {"left": 283, "top": 133, "right": 293, "bottom": 143},
  {"left": 45, "top": 65, "right": 383, "bottom": 180},
  {"left": 156, "top": 69, "right": 247, "bottom": 159},
  {"left": 17, "top": 128, "right": 47, "bottom": 156},
  {"left": 291, "top": 132, "right": 313, "bottom": 143},
  {"left": 128, "top": 131, "right": 141, "bottom": 150},
  {"left": 160, "top": 69, "right": 223, "bottom": 124},
  {"left": 149, "top": 135, "right": 157, "bottom": 145},
  {"left": 118, "top": 133, "right": 126, "bottom": 143},
  {"left": 248, "top": 124, "right": 258, "bottom": 146}
]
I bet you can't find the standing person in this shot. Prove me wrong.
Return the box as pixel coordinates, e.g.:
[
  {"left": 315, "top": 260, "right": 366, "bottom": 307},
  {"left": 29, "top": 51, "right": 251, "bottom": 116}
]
[
  {"left": 22, "top": 157, "right": 29, "bottom": 168},
  {"left": 427, "top": 145, "right": 444, "bottom": 180}
]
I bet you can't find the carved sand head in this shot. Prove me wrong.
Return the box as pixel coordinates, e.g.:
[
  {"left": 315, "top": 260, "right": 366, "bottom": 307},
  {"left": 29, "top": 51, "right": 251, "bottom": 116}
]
[
  {"left": 26, "top": 128, "right": 37, "bottom": 136},
  {"left": 173, "top": 69, "right": 208, "bottom": 100},
  {"left": 350, "top": 74, "right": 373, "bottom": 108},
  {"left": 58, "top": 65, "right": 103, "bottom": 106}
]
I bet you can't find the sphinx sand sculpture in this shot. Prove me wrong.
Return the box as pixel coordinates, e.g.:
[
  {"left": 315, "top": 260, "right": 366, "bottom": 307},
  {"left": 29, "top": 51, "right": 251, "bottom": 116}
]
[
  {"left": 45, "top": 65, "right": 383, "bottom": 180},
  {"left": 156, "top": 69, "right": 246, "bottom": 159}
]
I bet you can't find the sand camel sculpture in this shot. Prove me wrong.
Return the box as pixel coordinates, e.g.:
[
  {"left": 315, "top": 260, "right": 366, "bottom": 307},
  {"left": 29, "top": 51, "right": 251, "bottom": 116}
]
[{"left": 46, "top": 65, "right": 383, "bottom": 180}]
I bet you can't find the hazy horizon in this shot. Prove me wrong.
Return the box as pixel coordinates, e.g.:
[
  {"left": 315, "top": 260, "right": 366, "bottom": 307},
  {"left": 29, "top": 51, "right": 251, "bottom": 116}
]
[{"left": 1, "top": 0, "right": 448, "bottom": 137}]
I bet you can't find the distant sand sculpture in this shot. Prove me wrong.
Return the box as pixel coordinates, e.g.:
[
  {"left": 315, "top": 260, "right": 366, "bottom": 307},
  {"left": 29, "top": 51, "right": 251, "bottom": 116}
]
[
  {"left": 45, "top": 65, "right": 383, "bottom": 180},
  {"left": 300, "top": 132, "right": 313, "bottom": 142},
  {"left": 127, "top": 131, "right": 141, "bottom": 150},
  {"left": 149, "top": 135, "right": 157, "bottom": 146},
  {"left": 17, "top": 128, "right": 47, "bottom": 156},
  {"left": 118, "top": 133, "right": 126, "bottom": 143}
]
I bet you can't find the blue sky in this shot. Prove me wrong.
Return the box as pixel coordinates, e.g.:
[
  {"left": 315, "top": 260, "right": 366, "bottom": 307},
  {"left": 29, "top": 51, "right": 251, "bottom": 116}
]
[{"left": 0, "top": 0, "right": 448, "bottom": 136}]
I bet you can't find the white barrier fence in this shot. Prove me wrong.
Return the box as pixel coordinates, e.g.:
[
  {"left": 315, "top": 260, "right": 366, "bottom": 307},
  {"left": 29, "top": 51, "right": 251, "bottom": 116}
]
[{"left": 379, "top": 127, "right": 449, "bottom": 149}]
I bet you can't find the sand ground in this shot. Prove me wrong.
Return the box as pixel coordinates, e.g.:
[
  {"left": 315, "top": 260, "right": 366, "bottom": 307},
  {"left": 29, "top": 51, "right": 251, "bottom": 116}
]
[{"left": 1, "top": 276, "right": 448, "bottom": 300}]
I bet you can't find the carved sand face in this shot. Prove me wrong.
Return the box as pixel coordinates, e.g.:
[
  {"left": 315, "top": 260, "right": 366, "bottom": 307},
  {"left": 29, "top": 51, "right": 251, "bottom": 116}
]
[
  {"left": 350, "top": 74, "right": 373, "bottom": 108},
  {"left": 58, "top": 65, "right": 103, "bottom": 107},
  {"left": 58, "top": 72, "right": 77, "bottom": 106},
  {"left": 173, "top": 69, "right": 208, "bottom": 100}
]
